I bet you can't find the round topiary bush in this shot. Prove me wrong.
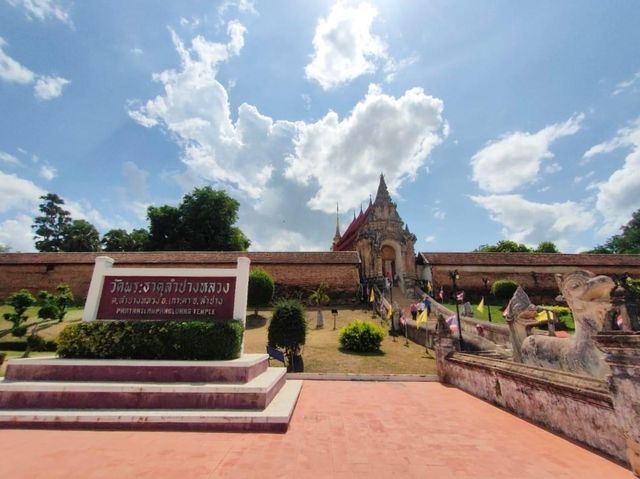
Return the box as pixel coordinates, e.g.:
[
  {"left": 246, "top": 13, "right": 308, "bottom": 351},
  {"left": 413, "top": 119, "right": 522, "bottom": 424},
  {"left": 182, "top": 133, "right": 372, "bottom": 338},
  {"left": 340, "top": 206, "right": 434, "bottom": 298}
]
[
  {"left": 339, "top": 320, "right": 385, "bottom": 353},
  {"left": 491, "top": 279, "right": 519, "bottom": 303},
  {"left": 268, "top": 300, "right": 307, "bottom": 352},
  {"left": 248, "top": 267, "right": 275, "bottom": 315}
]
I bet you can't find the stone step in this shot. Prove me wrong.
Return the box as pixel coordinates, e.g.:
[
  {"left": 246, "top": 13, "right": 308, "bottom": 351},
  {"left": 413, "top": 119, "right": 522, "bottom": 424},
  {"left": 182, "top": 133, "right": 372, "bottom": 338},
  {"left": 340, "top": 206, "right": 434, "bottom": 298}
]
[
  {"left": 0, "top": 380, "right": 303, "bottom": 432},
  {"left": 0, "top": 367, "right": 286, "bottom": 410},
  {"left": 4, "top": 354, "right": 269, "bottom": 384}
]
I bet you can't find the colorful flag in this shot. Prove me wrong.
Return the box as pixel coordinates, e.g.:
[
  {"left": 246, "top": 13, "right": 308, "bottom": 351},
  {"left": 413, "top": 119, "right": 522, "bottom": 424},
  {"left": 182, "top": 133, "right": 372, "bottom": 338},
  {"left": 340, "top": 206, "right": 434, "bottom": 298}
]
[
  {"left": 369, "top": 288, "right": 375, "bottom": 303},
  {"left": 416, "top": 310, "right": 427, "bottom": 327},
  {"left": 476, "top": 297, "right": 485, "bottom": 313},
  {"left": 536, "top": 310, "right": 551, "bottom": 322},
  {"left": 438, "top": 287, "right": 444, "bottom": 302},
  {"left": 456, "top": 291, "right": 464, "bottom": 302}
]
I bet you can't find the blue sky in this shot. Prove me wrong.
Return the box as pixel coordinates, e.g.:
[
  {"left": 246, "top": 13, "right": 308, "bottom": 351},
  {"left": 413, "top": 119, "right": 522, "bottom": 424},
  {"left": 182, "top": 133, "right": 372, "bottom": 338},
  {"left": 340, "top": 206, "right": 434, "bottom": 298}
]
[{"left": 1, "top": 0, "right": 639, "bottom": 253}]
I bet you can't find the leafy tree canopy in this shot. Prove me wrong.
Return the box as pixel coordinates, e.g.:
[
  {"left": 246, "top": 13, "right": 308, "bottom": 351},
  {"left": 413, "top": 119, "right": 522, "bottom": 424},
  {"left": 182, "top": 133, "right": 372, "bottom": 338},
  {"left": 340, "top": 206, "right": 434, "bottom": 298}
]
[
  {"left": 33, "top": 193, "right": 71, "bottom": 252},
  {"left": 534, "top": 241, "right": 560, "bottom": 253},
  {"left": 60, "top": 219, "right": 101, "bottom": 252},
  {"left": 474, "top": 240, "right": 531, "bottom": 253},
  {"left": 101, "top": 229, "right": 134, "bottom": 252},
  {"left": 587, "top": 209, "right": 640, "bottom": 254},
  {"left": 147, "top": 186, "right": 250, "bottom": 251}
]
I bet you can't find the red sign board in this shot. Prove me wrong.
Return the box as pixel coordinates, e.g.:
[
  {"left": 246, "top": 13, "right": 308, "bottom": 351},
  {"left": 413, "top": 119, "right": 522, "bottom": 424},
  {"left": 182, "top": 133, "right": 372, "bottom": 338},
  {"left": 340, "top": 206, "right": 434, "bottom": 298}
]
[{"left": 96, "top": 275, "right": 237, "bottom": 321}]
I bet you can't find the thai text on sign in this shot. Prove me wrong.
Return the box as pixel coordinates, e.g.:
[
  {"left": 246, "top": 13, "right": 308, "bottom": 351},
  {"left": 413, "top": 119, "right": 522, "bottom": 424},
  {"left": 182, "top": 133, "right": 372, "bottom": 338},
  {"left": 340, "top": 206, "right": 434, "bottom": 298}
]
[{"left": 96, "top": 275, "right": 237, "bottom": 321}]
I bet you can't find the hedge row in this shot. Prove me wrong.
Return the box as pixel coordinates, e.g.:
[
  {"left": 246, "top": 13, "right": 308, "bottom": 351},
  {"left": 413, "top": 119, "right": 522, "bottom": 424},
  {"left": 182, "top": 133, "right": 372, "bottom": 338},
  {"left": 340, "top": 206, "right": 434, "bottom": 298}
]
[{"left": 57, "top": 320, "right": 243, "bottom": 360}]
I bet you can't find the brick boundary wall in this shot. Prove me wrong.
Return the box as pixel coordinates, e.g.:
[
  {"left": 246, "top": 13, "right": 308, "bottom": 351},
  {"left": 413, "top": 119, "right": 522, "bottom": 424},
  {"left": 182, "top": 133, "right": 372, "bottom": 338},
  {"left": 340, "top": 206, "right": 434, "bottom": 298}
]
[
  {"left": 0, "top": 252, "right": 361, "bottom": 302},
  {"left": 419, "top": 252, "right": 640, "bottom": 304}
]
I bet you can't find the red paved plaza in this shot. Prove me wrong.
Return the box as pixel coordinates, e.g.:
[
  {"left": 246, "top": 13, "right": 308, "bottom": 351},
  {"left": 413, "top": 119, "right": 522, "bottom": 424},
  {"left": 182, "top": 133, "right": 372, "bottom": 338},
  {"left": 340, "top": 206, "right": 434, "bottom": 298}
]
[{"left": 0, "top": 381, "right": 631, "bottom": 478}]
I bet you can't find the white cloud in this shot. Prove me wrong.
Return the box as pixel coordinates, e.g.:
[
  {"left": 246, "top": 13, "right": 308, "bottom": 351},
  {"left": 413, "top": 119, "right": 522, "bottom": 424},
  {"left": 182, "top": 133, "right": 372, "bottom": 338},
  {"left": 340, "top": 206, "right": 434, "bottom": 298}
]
[
  {"left": 0, "top": 214, "right": 36, "bottom": 252},
  {"left": 7, "top": 0, "right": 72, "bottom": 25},
  {"left": 130, "top": 47, "right": 144, "bottom": 55},
  {"left": 64, "top": 198, "right": 113, "bottom": 232},
  {"left": 305, "top": 1, "right": 387, "bottom": 89},
  {"left": 471, "top": 194, "right": 595, "bottom": 246},
  {"left": 573, "top": 170, "right": 594, "bottom": 184},
  {"left": 471, "top": 114, "right": 584, "bottom": 193},
  {"left": 0, "top": 170, "right": 44, "bottom": 213},
  {"left": 218, "top": 0, "right": 256, "bottom": 18},
  {"left": 285, "top": 84, "right": 447, "bottom": 212},
  {"left": 0, "top": 39, "right": 70, "bottom": 100},
  {"left": 612, "top": 71, "right": 640, "bottom": 96},
  {"left": 584, "top": 119, "right": 640, "bottom": 235},
  {"left": 0, "top": 151, "right": 21, "bottom": 165},
  {"left": 129, "top": 27, "right": 446, "bottom": 250},
  {"left": 544, "top": 162, "right": 562, "bottom": 174},
  {"left": 425, "top": 235, "right": 436, "bottom": 243},
  {"left": 433, "top": 207, "right": 445, "bottom": 220},
  {"left": 129, "top": 25, "right": 297, "bottom": 200},
  {"left": 0, "top": 37, "right": 35, "bottom": 84},
  {"left": 383, "top": 54, "right": 419, "bottom": 83},
  {"left": 33, "top": 75, "right": 70, "bottom": 100},
  {"left": 39, "top": 164, "right": 56, "bottom": 180}
]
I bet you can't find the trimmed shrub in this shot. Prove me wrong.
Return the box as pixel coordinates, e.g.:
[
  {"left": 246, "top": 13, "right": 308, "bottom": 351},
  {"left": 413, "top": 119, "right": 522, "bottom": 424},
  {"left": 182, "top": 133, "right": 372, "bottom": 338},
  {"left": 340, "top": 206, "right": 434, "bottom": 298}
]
[
  {"left": 339, "top": 320, "right": 385, "bottom": 353},
  {"left": 248, "top": 267, "right": 275, "bottom": 315},
  {"left": 57, "top": 320, "right": 243, "bottom": 360},
  {"left": 268, "top": 300, "right": 307, "bottom": 352},
  {"left": 491, "top": 279, "right": 519, "bottom": 303}
]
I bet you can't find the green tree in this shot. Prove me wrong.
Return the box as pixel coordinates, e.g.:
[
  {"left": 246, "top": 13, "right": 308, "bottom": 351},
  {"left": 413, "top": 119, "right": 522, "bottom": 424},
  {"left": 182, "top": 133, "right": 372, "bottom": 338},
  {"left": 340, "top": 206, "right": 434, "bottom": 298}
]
[
  {"left": 474, "top": 240, "right": 531, "bottom": 253},
  {"left": 247, "top": 267, "right": 275, "bottom": 317},
  {"left": 60, "top": 219, "right": 101, "bottom": 252},
  {"left": 37, "top": 284, "right": 74, "bottom": 323},
  {"left": 129, "top": 228, "right": 150, "bottom": 251},
  {"left": 146, "top": 187, "right": 250, "bottom": 251},
  {"left": 147, "top": 205, "right": 183, "bottom": 251},
  {"left": 588, "top": 209, "right": 640, "bottom": 254},
  {"left": 33, "top": 193, "right": 71, "bottom": 252},
  {"left": 268, "top": 300, "right": 307, "bottom": 368},
  {"left": 179, "top": 186, "right": 250, "bottom": 251},
  {"left": 101, "top": 229, "right": 133, "bottom": 252},
  {"left": 3, "top": 289, "right": 36, "bottom": 337},
  {"left": 0, "top": 244, "right": 11, "bottom": 252},
  {"left": 534, "top": 241, "right": 560, "bottom": 253}
]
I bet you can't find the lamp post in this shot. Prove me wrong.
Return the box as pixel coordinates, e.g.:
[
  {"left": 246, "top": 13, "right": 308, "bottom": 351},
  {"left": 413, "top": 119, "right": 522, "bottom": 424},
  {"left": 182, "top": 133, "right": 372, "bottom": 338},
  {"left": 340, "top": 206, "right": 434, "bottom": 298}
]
[
  {"left": 449, "top": 269, "right": 463, "bottom": 347},
  {"left": 482, "top": 277, "right": 493, "bottom": 323}
]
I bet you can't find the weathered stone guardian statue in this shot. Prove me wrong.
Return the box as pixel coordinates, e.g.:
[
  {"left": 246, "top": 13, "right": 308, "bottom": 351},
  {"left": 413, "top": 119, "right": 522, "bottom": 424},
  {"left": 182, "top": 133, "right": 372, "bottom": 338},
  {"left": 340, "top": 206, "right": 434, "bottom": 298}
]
[{"left": 519, "top": 270, "right": 616, "bottom": 378}]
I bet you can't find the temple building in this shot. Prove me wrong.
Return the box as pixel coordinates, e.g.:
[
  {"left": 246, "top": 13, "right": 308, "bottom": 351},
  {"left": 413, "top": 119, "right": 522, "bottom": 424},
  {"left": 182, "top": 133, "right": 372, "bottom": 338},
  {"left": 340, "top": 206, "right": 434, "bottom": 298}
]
[{"left": 332, "top": 174, "right": 417, "bottom": 293}]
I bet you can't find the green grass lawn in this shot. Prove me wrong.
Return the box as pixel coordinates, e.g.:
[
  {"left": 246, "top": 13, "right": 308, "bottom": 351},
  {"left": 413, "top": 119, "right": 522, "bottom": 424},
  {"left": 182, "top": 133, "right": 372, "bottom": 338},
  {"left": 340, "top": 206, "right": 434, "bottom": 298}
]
[{"left": 1, "top": 305, "right": 437, "bottom": 376}]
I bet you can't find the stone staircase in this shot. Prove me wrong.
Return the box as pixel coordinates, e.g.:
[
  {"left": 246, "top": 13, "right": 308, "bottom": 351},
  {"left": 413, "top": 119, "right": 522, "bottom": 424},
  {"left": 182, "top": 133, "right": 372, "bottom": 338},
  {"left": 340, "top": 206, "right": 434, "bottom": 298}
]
[{"left": 0, "top": 354, "right": 302, "bottom": 432}]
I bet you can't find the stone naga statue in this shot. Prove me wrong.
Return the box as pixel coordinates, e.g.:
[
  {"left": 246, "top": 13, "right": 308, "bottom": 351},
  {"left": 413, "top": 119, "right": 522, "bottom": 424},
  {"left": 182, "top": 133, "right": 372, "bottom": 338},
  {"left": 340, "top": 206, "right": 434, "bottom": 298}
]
[{"left": 519, "top": 270, "right": 615, "bottom": 378}]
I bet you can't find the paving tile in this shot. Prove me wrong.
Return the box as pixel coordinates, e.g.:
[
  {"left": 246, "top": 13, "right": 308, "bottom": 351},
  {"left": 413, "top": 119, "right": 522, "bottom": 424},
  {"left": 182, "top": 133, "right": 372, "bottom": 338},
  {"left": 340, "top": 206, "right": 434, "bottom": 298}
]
[{"left": 0, "top": 381, "right": 632, "bottom": 479}]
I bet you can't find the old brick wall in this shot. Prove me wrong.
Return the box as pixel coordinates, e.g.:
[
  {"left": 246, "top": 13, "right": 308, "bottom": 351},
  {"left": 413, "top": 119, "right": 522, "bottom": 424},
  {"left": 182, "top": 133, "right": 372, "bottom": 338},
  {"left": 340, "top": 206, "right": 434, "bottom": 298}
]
[
  {"left": 430, "top": 264, "right": 640, "bottom": 303},
  {"left": 438, "top": 352, "right": 627, "bottom": 464},
  {"left": 0, "top": 252, "right": 360, "bottom": 302}
]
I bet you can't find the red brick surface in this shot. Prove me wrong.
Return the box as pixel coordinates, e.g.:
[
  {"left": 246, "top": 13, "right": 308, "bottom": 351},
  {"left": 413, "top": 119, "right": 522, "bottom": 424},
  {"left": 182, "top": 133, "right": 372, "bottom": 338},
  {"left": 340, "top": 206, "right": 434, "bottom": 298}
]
[
  {"left": 0, "top": 381, "right": 630, "bottom": 479},
  {"left": 0, "top": 252, "right": 360, "bottom": 300}
]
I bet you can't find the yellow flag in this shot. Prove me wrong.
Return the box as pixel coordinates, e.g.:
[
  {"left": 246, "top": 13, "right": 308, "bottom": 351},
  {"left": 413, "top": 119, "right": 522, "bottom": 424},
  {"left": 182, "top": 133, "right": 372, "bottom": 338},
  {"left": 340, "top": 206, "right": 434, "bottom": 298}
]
[
  {"left": 387, "top": 304, "right": 393, "bottom": 320},
  {"left": 369, "top": 288, "right": 375, "bottom": 303},
  {"left": 536, "top": 310, "right": 550, "bottom": 322},
  {"left": 476, "top": 297, "right": 485, "bottom": 313},
  {"left": 416, "top": 310, "right": 427, "bottom": 327}
]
